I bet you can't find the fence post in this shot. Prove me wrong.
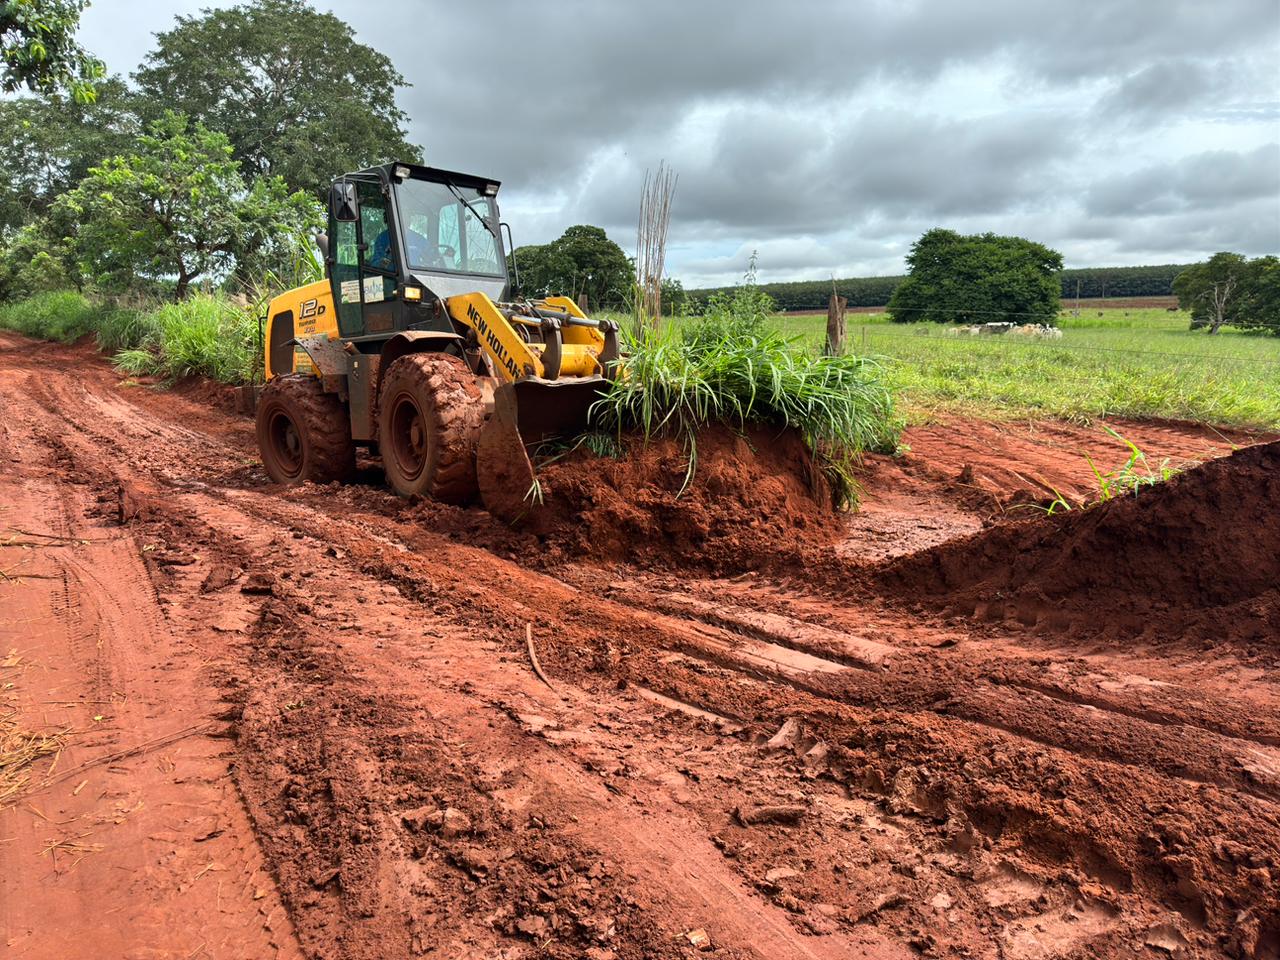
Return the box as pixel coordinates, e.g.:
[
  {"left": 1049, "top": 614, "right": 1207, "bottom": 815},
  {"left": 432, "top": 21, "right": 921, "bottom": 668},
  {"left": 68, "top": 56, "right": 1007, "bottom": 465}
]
[{"left": 825, "top": 294, "right": 847, "bottom": 355}]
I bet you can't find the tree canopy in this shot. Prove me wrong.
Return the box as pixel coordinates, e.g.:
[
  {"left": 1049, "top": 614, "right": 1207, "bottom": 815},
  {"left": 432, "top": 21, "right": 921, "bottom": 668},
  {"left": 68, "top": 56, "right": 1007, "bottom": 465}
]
[
  {"left": 0, "top": 76, "right": 138, "bottom": 232},
  {"left": 133, "top": 0, "right": 420, "bottom": 197},
  {"left": 511, "top": 225, "right": 633, "bottom": 309},
  {"left": 887, "top": 228, "right": 1063, "bottom": 324},
  {"left": 53, "top": 112, "right": 321, "bottom": 299},
  {"left": 1, "top": 0, "right": 103, "bottom": 100},
  {"left": 1174, "top": 253, "right": 1280, "bottom": 335}
]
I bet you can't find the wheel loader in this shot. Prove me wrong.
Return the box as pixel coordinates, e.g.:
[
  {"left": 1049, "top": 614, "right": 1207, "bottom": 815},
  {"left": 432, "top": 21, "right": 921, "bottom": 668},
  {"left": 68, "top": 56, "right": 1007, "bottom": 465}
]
[{"left": 254, "top": 161, "right": 620, "bottom": 516}]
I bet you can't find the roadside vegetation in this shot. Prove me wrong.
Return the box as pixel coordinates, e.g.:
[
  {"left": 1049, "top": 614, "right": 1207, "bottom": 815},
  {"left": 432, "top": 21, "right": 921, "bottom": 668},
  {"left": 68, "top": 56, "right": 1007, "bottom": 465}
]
[{"left": 0, "top": 289, "right": 262, "bottom": 383}]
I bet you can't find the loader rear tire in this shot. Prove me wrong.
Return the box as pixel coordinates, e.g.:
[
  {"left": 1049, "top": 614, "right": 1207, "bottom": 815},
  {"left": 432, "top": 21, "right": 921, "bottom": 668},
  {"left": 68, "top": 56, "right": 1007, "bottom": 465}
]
[
  {"left": 256, "top": 375, "right": 355, "bottom": 485},
  {"left": 378, "top": 353, "right": 483, "bottom": 503}
]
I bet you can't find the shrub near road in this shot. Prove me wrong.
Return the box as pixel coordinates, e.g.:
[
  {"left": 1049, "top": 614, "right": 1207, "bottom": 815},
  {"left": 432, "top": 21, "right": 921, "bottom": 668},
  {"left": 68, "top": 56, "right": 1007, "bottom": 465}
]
[{"left": 0, "top": 290, "right": 257, "bottom": 384}]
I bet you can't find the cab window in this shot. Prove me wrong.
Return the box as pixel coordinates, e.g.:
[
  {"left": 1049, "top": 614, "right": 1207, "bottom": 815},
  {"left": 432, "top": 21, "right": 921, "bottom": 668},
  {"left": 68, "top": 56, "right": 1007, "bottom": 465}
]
[{"left": 359, "top": 182, "right": 396, "bottom": 273}]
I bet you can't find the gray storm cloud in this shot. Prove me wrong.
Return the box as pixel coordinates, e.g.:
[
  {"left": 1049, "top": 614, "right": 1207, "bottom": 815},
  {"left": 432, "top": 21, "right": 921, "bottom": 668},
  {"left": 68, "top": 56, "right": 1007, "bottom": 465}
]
[{"left": 81, "top": 0, "right": 1280, "bottom": 284}]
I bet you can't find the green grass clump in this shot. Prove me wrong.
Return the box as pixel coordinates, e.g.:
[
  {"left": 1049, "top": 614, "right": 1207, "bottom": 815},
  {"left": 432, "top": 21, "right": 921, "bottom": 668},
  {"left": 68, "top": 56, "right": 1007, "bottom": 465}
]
[
  {"left": 0, "top": 291, "right": 102, "bottom": 342},
  {"left": 598, "top": 301, "right": 900, "bottom": 507},
  {"left": 1022, "top": 426, "right": 1182, "bottom": 517},
  {"left": 112, "top": 295, "right": 257, "bottom": 383},
  {"left": 94, "top": 307, "right": 157, "bottom": 354},
  {"left": 1085, "top": 425, "right": 1180, "bottom": 502}
]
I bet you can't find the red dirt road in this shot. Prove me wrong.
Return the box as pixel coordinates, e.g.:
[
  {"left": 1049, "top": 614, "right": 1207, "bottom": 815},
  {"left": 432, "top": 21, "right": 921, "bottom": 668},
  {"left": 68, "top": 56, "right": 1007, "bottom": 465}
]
[{"left": 2, "top": 333, "right": 1277, "bottom": 959}]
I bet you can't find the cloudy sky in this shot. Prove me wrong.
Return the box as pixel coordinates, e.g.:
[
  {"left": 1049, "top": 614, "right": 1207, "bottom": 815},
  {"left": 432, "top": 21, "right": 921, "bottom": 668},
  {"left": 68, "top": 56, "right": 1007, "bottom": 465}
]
[{"left": 82, "top": 0, "right": 1279, "bottom": 286}]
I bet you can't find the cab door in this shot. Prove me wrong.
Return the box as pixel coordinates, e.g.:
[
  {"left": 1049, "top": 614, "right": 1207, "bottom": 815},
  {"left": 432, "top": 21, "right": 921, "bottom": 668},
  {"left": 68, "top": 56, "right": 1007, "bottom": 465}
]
[{"left": 329, "top": 179, "right": 402, "bottom": 338}]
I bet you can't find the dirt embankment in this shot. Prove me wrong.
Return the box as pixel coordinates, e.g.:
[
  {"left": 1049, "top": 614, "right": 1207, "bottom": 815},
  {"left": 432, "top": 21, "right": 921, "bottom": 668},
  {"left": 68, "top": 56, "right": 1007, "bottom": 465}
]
[
  {"left": 394, "top": 424, "right": 840, "bottom": 570},
  {"left": 871, "top": 440, "right": 1280, "bottom": 650},
  {"left": 530, "top": 426, "right": 836, "bottom": 564}
]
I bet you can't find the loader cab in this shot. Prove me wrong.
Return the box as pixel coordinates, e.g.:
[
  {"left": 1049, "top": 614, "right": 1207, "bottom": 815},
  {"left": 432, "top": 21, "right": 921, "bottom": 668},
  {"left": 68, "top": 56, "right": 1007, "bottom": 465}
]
[{"left": 326, "top": 162, "right": 509, "bottom": 341}]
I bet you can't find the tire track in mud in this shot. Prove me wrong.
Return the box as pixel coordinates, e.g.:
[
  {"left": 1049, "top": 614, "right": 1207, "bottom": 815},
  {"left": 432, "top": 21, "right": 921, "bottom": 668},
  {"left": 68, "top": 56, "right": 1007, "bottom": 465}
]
[
  {"left": 600, "top": 581, "right": 1280, "bottom": 801},
  {"left": 182, "top": 486, "right": 1280, "bottom": 955},
  {"left": 6, "top": 335, "right": 1280, "bottom": 957},
  {"left": 628, "top": 572, "right": 1280, "bottom": 748},
  {"left": 10, "top": 350, "right": 896, "bottom": 958},
  {"left": 0, "top": 375, "right": 303, "bottom": 958}
]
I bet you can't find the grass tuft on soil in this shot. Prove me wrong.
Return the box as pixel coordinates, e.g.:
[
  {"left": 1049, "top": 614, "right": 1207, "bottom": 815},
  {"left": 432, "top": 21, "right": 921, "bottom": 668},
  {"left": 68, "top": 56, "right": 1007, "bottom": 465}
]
[
  {"left": 598, "top": 293, "right": 901, "bottom": 508},
  {"left": 111, "top": 295, "right": 258, "bottom": 383}
]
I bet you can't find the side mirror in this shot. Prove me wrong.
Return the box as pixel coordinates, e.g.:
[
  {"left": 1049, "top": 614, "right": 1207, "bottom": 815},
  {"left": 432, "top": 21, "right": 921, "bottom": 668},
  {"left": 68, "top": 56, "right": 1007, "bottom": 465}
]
[{"left": 330, "top": 181, "right": 359, "bottom": 222}]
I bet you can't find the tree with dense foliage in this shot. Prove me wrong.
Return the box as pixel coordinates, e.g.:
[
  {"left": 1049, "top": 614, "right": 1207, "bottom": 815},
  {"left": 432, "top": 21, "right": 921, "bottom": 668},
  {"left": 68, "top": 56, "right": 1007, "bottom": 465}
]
[
  {"left": 0, "top": 77, "right": 139, "bottom": 232},
  {"left": 1236, "top": 258, "right": 1280, "bottom": 335},
  {"left": 887, "top": 228, "right": 1063, "bottom": 324},
  {"left": 660, "top": 277, "right": 687, "bottom": 317},
  {"left": 0, "top": 217, "right": 81, "bottom": 300},
  {"left": 511, "top": 225, "right": 633, "bottom": 308},
  {"left": 133, "top": 0, "right": 420, "bottom": 197},
  {"left": 1174, "top": 252, "right": 1280, "bottom": 335},
  {"left": 53, "top": 112, "right": 321, "bottom": 299},
  {"left": 1, "top": 0, "right": 102, "bottom": 100}
]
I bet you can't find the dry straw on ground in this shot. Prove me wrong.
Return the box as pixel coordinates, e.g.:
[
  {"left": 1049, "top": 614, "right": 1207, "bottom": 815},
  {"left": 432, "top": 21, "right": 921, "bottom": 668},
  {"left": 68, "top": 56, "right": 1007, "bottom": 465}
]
[{"left": 1, "top": 710, "right": 67, "bottom": 807}]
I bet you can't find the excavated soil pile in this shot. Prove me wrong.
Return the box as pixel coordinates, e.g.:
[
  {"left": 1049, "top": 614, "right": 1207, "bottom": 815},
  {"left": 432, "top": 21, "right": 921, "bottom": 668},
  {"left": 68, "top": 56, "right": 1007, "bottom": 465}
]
[
  {"left": 509, "top": 424, "right": 837, "bottom": 568},
  {"left": 875, "top": 439, "right": 1280, "bottom": 648}
]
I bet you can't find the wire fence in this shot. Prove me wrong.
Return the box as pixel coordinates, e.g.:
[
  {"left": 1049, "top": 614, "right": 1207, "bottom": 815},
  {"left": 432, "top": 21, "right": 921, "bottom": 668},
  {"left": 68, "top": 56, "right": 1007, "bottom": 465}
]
[
  {"left": 870, "top": 353, "right": 1274, "bottom": 392},
  {"left": 809, "top": 303, "right": 1280, "bottom": 330}
]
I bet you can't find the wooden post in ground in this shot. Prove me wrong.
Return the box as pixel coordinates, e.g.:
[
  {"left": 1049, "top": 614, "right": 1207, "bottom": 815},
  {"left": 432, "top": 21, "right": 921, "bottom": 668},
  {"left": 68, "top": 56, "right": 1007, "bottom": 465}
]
[
  {"left": 578, "top": 292, "right": 589, "bottom": 314},
  {"left": 825, "top": 293, "right": 847, "bottom": 355}
]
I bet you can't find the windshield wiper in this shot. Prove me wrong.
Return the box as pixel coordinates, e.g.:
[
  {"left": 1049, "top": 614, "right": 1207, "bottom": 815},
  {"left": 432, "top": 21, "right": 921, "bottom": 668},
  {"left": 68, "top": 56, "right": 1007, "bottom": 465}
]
[{"left": 445, "top": 183, "right": 498, "bottom": 240}]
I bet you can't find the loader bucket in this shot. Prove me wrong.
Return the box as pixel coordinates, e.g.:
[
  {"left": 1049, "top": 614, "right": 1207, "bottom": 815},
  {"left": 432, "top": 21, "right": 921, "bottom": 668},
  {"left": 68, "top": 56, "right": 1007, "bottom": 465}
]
[{"left": 476, "top": 377, "right": 608, "bottom": 523}]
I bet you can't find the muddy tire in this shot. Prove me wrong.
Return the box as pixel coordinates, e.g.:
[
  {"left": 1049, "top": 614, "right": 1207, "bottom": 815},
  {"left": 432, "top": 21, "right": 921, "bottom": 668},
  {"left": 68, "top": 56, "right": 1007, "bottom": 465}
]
[
  {"left": 378, "top": 353, "right": 483, "bottom": 503},
  {"left": 256, "top": 375, "right": 355, "bottom": 485}
]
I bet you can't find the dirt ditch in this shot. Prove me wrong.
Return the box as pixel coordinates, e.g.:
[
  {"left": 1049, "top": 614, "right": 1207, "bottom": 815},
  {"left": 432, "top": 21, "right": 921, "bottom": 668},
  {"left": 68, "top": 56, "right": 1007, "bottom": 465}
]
[{"left": 3, "top": 332, "right": 1278, "bottom": 959}]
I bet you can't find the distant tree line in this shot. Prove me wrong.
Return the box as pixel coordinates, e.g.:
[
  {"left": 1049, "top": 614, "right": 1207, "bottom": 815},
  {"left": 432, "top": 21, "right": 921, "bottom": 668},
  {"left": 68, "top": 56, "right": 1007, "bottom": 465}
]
[
  {"left": 688, "top": 262, "right": 1194, "bottom": 313},
  {"left": 1057, "top": 264, "right": 1193, "bottom": 300},
  {"left": 688, "top": 274, "right": 902, "bottom": 313}
]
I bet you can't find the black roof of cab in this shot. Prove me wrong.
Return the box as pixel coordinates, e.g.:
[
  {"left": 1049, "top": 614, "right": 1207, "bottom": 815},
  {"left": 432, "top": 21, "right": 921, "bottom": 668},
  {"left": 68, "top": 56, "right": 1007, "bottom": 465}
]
[{"left": 347, "top": 161, "right": 502, "bottom": 195}]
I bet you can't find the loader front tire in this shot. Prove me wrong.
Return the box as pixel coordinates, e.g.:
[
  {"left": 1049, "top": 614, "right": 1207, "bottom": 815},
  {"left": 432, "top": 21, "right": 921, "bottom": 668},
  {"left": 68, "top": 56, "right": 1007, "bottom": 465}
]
[
  {"left": 378, "top": 353, "right": 483, "bottom": 503},
  {"left": 256, "top": 375, "right": 355, "bottom": 485}
]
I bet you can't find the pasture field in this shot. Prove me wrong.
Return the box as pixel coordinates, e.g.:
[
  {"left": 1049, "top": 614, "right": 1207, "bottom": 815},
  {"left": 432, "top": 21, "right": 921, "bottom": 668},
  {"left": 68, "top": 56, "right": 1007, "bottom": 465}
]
[{"left": 771, "top": 306, "right": 1280, "bottom": 428}]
